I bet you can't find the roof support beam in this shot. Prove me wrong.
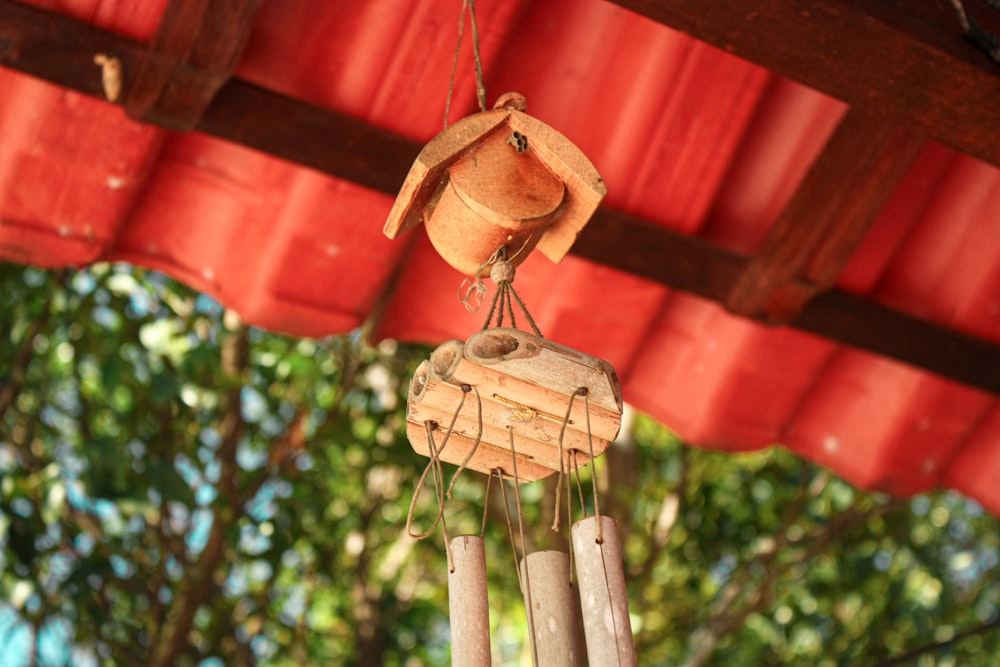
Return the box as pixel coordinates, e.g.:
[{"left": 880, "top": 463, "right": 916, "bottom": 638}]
[
  {"left": 0, "top": 0, "right": 997, "bottom": 395},
  {"left": 725, "top": 108, "right": 924, "bottom": 322},
  {"left": 575, "top": 210, "right": 1000, "bottom": 396},
  {"left": 125, "top": 0, "right": 264, "bottom": 130},
  {"left": 607, "top": 0, "right": 1000, "bottom": 169}
]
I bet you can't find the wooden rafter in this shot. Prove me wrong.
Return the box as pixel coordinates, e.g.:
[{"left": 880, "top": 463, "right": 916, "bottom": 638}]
[
  {"left": 725, "top": 108, "right": 925, "bottom": 322},
  {"left": 125, "top": 0, "right": 264, "bottom": 130},
  {"left": 608, "top": 0, "right": 1000, "bottom": 169},
  {"left": 0, "top": 0, "right": 998, "bottom": 395},
  {"left": 574, "top": 210, "right": 1000, "bottom": 396}
]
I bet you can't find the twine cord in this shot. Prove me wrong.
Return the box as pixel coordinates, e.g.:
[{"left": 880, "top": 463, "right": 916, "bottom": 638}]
[
  {"left": 444, "top": 0, "right": 487, "bottom": 130},
  {"left": 507, "top": 426, "right": 540, "bottom": 667},
  {"left": 406, "top": 389, "right": 468, "bottom": 540},
  {"left": 446, "top": 385, "right": 484, "bottom": 499},
  {"left": 551, "top": 389, "right": 580, "bottom": 532}
]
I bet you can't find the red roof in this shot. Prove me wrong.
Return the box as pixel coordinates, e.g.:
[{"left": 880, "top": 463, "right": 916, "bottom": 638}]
[{"left": 1, "top": 0, "right": 998, "bottom": 513}]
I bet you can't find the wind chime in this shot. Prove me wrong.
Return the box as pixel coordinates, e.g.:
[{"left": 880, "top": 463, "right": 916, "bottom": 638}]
[{"left": 382, "top": 4, "right": 637, "bottom": 665}]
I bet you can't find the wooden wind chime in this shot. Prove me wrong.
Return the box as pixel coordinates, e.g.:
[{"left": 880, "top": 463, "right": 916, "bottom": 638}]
[{"left": 382, "top": 7, "right": 636, "bottom": 664}]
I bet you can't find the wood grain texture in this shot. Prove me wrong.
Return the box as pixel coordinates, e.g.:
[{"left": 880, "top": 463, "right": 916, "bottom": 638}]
[
  {"left": 726, "top": 108, "right": 925, "bottom": 321},
  {"left": 448, "top": 536, "right": 492, "bottom": 667},
  {"left": 125, "top": 0, "right": 264, "bottom": 130},
  {"left": 572, "top": 517, "right": 637, "bottom": 667},
  {"left": 608, "top": 0, "right": 1000, "bottom": 168},
  {"left": 520, "top": 551, "right": 583, "bottom": 667}
]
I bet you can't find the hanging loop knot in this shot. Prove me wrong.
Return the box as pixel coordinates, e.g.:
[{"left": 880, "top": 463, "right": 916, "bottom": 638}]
[
  {"left": 490, "top": 258, "right": 516, "bottom": 285},
  {"left": 459, "top": 278, "right": 488, "bottom": 312},
  {"left": 459, "top": 246, "right": 507, "bottom": 312},
  {"left": 476, "top": 246, "right": 544, "bottom": 337}
]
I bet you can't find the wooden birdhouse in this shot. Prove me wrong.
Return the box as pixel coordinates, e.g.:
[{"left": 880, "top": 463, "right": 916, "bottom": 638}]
[
  {"left": 406, "top": 328, "right": 623, "bottom": 482},
  {"left": 383, "top": 93, "right": 607, "bottom": 276}
]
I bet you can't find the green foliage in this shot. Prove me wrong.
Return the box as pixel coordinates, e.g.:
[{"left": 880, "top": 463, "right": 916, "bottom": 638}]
[{"left": 0, "top": 262, "right": 998, "bottom": 666}]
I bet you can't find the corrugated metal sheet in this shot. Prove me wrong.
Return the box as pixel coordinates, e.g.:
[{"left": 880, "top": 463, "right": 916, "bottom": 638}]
[{"left": 1, "top": 0, "right": 998, "bottom": 513}]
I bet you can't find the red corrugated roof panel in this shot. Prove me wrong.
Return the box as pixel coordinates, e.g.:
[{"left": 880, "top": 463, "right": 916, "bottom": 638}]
[{"left": 1, "top": 0, "right": 998, "bottom": 514}]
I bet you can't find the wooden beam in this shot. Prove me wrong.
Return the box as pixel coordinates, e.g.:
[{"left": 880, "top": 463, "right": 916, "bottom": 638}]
[
  {"left": 0, "top": 0, "right": 142, "bottom": 98},
  {"left": 607, "top": 0, "right": 1000, "bottom": 169},
  {"left": 0, "top": 0, "right": 997, "bottom": 395},
  {"left": 575, "top": 210, "right": 1000, "bottom": 396},
  {"left": 125, "top": 0, "right": 264, "bottom": 131},
  {"left": 0, "top": 0, "right": 418, "bottom": 193},
  {"left": 197, "top": 80, "right": 419, "bottom": 195},
  {"left": 725, "top": 108, "right": 924, "bottom": 322}
]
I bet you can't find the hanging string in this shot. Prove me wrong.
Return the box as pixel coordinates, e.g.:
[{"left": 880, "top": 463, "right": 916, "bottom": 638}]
[
  {"left": 497, "top": 466, "right": 538, "bottom": 663},
  {"left": 446, "top": 385, "right": 483, "bottom": 499},
  {"left": 459, "top": 245, "right": 503, "bottom": 312},
  {"left": 572, "top": 451, "right": 587, "bottom": 517},
  {"left": 442, "top": 502, "right": 455, "bottom": 572},
  {"left": 480, "top": 469, "right": 495, "bottom": 538},
  {"left": 480, "top": 247, "right": 543, "bottom": 337},
  {"left": 551, "top": 388, "right": 582, "bottom": 532},
  {"left": 406, "top": 386, "right": 469, "bottom": 540},
  {"left": 507, "top": 426, "right": 540, "bottom": 667},
  {"left": 582, "top": 389, "right": 604, "bottom": 543},
  {"left": 468, "top": 0, "right": 487, "bottom": 112},
  {"left": 444, "top": 0, "right": 488, "bottom": 130},
  {"left": 460, "top": 242, "right": 543, "bottom": 339},
  {"left": 565, "top": 448, "right": 577, "bottom": 584},
  {"left": 498, "top": 470, "right": 519, "bottom": 575}
]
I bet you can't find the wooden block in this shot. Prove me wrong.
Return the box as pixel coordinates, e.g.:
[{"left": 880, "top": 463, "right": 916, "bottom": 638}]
[
  {"left": 408, "top": 380, "right": 599, "bottom": 470},
  {"left": 403, "top": 335, "right": 624, "bottom": 482},
  {"left": 406, "top": 421, "right": 554, "bottom": 482},
  {"left": 463, "top": 328, "right": 622, "bottom": 414},
  {"left": 432, "top": 356, "right": 621, "bottom": 444}
]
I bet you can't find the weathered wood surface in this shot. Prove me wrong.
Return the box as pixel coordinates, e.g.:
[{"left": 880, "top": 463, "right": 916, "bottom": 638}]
[
  {"left": 608, "top": 0, "right": 1000, "bottom": 168},
  {"left": 431, "top": 353, "right": 622, "bottom": 442},
  {"left": 408, "top": 379, "right": 597, "bottom": 471},
  {"left": 448, "top": 536, "right": 492, "bottom": 667},
  {"left": 125, "top": 0, "right": 264, "bottom": 130},
  {"left": 405, "top": 335, "right": 623, "bottom": 481},
  {"left": 520, "top": 551, "right": 583, "bottom": 667},
  {"left": 726, "top": 108, "right": 925, "bottom": 321},
  {"left": 572, "top": 516, "right": 637, "bottom": 667},
  {"left": 405, "top": 421, "right": 554, "bottom": 483},
  {"left": 462, "top": 329, "right": 623, "bottom": 414},
  {"left": 418, "top": 122, "right": 565, "bottom": 275},
  {"left": 383, "top": 103, "right": 606, "bottom": 274}
]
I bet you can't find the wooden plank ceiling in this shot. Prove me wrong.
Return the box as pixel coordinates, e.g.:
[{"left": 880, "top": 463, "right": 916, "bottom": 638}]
[{"left": 1, "top": 0, "right": 999, "bottom": 511}]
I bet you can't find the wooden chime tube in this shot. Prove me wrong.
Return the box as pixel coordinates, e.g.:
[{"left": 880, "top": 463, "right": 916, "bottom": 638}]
[
  {"left": 571, "top": 516, "right": 637, "bottom": 667},
  {"left": 519, "top": 550, "right": 583, "bottom": 667},
  {"left": 448, "top": 535, "right": 491, "bottom": 666}
]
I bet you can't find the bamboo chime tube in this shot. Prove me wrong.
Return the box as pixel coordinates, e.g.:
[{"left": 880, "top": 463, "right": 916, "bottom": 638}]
[
  {"left": 571, "top": 516, "right": 637, "bottom": 666},
  {"left": 448, "top": 535, "right": 492, "bottom": 666},
  {"left": 520, "top": 551, "right": 582, "bottom": 667}
]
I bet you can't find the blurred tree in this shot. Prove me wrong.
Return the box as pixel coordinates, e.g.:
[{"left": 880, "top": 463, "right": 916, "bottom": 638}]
[{"left": 0, "top": 262, "right": 997, "bottom": 666}]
